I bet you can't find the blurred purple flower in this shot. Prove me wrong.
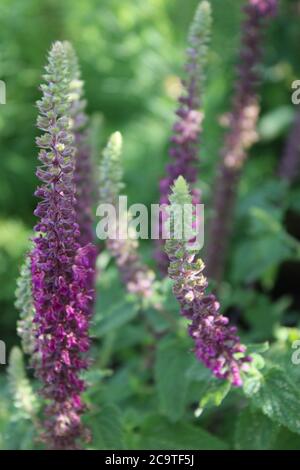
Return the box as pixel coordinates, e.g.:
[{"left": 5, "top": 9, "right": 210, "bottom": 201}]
[
  {"left": 155, "top": 1, "right": 211, "bottom": 274},
  {"left": 99, "top": 132, "right": 156, "bottom": 299},
  {"left": 250, "top": 0, "right": 278, "bottom": 16},
  {"left": 205, "top": 0, "right": 277, "bottom": 284}
]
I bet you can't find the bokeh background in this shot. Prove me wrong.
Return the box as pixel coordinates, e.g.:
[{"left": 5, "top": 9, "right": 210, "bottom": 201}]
[{"left": 0, "top": 0, "right": 299, "bottom": 358}]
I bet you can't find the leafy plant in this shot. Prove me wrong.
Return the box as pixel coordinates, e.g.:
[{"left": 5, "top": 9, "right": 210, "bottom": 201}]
[{"left": 0, "top": 0, "right": 300, "bottom": 452}]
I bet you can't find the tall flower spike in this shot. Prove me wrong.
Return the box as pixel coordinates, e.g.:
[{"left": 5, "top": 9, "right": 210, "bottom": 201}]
[
  {"left": 99, "top": 132, "right": 155, "bottom": 299},
  {"left": 205, "top": 0, "right": 277, "bottom": 284},
  {"left": 66, "top": 43, "right": 96, "bottom": 247},
  {"left": 165, "top": 176, "right": 251, "bottom": 386},
  {"left": 31, "top": 41, "right": 95, "bottom": 449},
  {"left": 278, "top": 111, "right": 300, "bottom": 184},
  {"left": 156, "top": 1, "right": 211, "bottom": 274},
  {"left": 15, "top": 255, "right": 36, "bottom": 356}
]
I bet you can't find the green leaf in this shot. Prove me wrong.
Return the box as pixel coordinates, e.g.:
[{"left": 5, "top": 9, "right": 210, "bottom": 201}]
[
  {"left": 265, "top": 335, "right": 300, "bottom": 388},
  {"left": 155, "top": 337, "right": 193, "bottom": 422},
  {"left": 197, "top": 379, "right": 231, "bottom": 413},
  {"left": 288, "top": 187, "right": 300, "bottom": 213},
  {"left": 243, "top": 295, "right": 283, "bottom": 341},
  {"left": 186, "top": 360, "right": 231, "bottom": 413},
  {"left": 235, "top": 407, "right": 280, "bottom": 450},
  {"left": 232, "top": 236, "right": 292, "bottom": 284},
  {"left": 82, "top": 368, "right": 112, "bottom": 387},
  {"left": 87, "top": 404, "right": 124, "bottom": 450},
  {"left": 137, "top": 416, "right": 228, "bottom": 450},
  {"left": 93, "top": 300, "right": 139, "bottom": 337},
  {"left": 237, "top": 179, "right": 287, "bottom": 224},
  {"left": 272, "top": 427, "right": 300, "bottom": 450},
  {"left": 258, "top": 106, "right": 294, "bottom": 141},
  {"left": 2, "top": 419, "right": 37, "bottom": 450},
  {"left": 102, "top": 366, "right": 135, "bottom": 404},
  {"left": 245, "top": 367, "right": 300, "bottom": 435},
  {"left": 231, "top": 206, "right": 298, "bottom": 285}
]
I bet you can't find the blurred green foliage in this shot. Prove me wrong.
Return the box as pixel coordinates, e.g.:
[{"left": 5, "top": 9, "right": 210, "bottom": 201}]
[
  {"left": 1, "top": 0, "right": 300, "bottom": 450},
  {"left": 0, "top": 0, "right": 298, "bottom": 352}
]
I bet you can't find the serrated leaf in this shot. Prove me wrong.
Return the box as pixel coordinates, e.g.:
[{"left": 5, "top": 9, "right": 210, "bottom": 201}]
[
  {"left": 247, "top": 367, "right": 300, "bottom": 435},
  {"left": 265, "top": 339, "right": 300, "bottom": 388},
  {"left": 137, "top": 416, "right": 228, "bottom": 450},
  {"left": 155, "top": 337, "right": 193, "bottom": 422},
  {"left": 235, "top": 407, "right": 279, "bottom": 450}
]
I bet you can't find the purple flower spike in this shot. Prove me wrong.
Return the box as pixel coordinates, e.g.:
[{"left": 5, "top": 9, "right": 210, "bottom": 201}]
[
  {"left": 165, "top": 177, "right": 251, "bottom": 386},
  {"left": 31, "top": 41, "right": 96, "bottom": 449},
  {"left": 205, "top": 0, "right": 277, "bottom": 284},
  {"left": 155, "top": 1, "right": 211, "bottom": 274}
]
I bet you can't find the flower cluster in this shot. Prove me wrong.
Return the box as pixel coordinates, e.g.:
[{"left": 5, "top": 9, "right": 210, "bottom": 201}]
[
  {"left": 165, "top": 177, "right": 251, "bottom": 386},
  {"left": 31, "top": 42, "right": 96, "bottom": 449},
  {"left": 205, "top": 0, "right": 277, "bottom": 283},
  {"left": 156, "top": 1, "right": 211, "bottom": 273},
  {"left": 99, "top": 132, "right": 155, "bottom": 299}
]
